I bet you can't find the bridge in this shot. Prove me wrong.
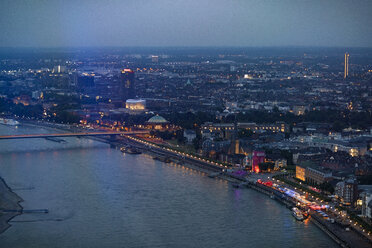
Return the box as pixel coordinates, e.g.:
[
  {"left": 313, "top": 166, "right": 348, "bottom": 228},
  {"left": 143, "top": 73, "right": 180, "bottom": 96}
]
[{"left": 0, "top": 131, "right": 149, "bottom": 140}]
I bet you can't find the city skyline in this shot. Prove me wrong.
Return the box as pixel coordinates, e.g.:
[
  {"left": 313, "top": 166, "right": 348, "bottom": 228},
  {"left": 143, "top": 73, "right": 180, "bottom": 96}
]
[
  {"left": 0, "top": 1, "right": 372, "bottom": 247},
  {"left": 1, "top": 47, "right": 372, "bottom": 247}
]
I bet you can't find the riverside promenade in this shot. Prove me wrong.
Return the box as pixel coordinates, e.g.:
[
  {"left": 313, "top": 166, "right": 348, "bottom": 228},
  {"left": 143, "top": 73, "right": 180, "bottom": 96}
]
[{"left": 247, "top": 181, "right": 372, "bottom": 248}]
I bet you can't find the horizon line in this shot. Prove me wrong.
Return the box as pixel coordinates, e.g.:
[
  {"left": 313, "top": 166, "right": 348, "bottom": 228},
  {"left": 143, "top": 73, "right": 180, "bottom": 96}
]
[{"left": 1, "top": 45, "right": 372, "bottom": 50}]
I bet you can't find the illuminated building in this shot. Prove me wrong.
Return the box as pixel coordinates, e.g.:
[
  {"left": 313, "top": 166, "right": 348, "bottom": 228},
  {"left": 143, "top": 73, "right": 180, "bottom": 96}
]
[
  {"left": 291, "top": 105, "right": 307, "bottom": 116},
  {"left": 344, "top": 52, "right": 349, "bottom": 79},
  {"left": 296, "top": 165, "right": 306, "bottom": 181},
  {"left": 305, "top": 166, "right": 332, "bottom": 185},
  {"left": 120, "top": 69, "right": 135, "bottom": 101},
  {"left": 296, "top": 163, "right": 332, "bottom": 185},
  {"left": 145, "top": 115, "right": 169, "bottom": 130},
  {"left": 274, "top": 159, "right": 287, "bottom": 170},
  {"left": 32, "top": 91, "right": 43, "bottom": 100},
  {"left": 151, "top": 55, "right": 159, "bottom": 63},
  {"left": 335, "top": 179, "right": 358, "bottom": 206},
  {"left": 125, "top": 99, "right": 146, "bottom": 110},
  {"left": 52, "top": 65, "right": 66, "bottom": 74},
  {"left": 239, "top": 122, "right": 288, "bottom": 133},
  {"left": 200, "top": 122, "right": 288, "bottom": 140},
  {"left": 361, "top": 192, "right": 372, "bottom": 219},
  {"left": 13, "top": 95, "right": 31, "bottom": 106},
  {"left": 252, "top": 150, "right": 265, "bottom": 173}
]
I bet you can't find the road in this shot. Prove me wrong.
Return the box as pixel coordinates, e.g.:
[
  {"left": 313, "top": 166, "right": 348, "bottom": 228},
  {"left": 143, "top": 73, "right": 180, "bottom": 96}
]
[{"left": 0, "top": 131, "right": 148, "bottom": 140}]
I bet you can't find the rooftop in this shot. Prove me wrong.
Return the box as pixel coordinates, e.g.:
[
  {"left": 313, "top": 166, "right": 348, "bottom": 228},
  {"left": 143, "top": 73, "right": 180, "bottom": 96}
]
[{"left": 147, "top": 115, "right": 168, "bottom": 124}]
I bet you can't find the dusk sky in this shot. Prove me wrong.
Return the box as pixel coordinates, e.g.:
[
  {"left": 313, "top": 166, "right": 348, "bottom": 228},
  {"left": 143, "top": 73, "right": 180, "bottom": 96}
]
[{"left": 1, "top": 0, "right": 371, "bottom": 48}]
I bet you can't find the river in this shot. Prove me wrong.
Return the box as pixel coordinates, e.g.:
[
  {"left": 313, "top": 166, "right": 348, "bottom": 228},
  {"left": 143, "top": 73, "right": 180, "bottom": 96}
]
[{"left": 0, "top": 124, "right": 338, "bottom": 248}]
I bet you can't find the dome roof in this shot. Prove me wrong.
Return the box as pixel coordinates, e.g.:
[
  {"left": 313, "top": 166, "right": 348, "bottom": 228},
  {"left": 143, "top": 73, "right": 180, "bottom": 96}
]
[
  {"left": 147, "top": 115, "right": 168, "bottom": 124},
  {"left": 126, "top": 99, "right": 145, "bottom": 104}
]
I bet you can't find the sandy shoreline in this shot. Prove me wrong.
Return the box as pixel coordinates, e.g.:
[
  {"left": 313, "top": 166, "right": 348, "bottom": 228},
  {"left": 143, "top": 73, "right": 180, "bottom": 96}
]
[{"left": 0, "top": 176, "right": 23, "bottom": 234}]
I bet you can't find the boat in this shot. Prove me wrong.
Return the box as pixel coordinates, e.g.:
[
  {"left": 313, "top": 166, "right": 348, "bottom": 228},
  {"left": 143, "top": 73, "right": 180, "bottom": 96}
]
[
  {"left": 292, "top": 207, "right": 304, "bottom": 221},
  {"left": 153, "top": 156, "right": 171, "bottom": 163},
  {"left": 208, "top": 172, "right": 221, "bottom": 178},
  {"left": 0, "top": 118, "right": 19, "bottom": 126},
  {"left": 120, "top": 146, "right": 142, "bottom": 155}
]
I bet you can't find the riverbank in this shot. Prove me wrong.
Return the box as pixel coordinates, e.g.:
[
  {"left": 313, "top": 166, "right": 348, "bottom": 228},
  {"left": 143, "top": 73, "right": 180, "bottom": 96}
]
[
  {"left": 120, "top": 137, "right": 245, "bottom": 183},
  {"left": 247, "top": 180, "right": 372, "bottom": 248},
  {"left": 5, "top": 120, "right": 369, "bottom": 246},
  {"left": 0, "top": 177, "right": 23, "bottom": 234}
]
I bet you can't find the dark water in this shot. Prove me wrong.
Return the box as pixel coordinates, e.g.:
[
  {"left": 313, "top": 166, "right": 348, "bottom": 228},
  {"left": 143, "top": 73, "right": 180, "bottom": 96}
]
[{"left": 0, "top": 124, "right": 337, "bottom": 248}]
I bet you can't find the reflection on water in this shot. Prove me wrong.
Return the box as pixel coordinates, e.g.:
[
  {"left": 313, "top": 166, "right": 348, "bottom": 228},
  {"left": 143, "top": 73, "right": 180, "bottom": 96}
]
[{"left": 0, "top": 124, "right": 337, "bottom": 248}]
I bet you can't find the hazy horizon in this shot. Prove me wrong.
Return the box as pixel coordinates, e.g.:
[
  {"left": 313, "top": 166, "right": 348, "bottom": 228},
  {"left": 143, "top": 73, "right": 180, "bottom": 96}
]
[
  {"left": 1, "top": 45, "right": 372, "bottom": 49},
  {"left": 1, "top": 0, "right": 371, "bottom": 48}
]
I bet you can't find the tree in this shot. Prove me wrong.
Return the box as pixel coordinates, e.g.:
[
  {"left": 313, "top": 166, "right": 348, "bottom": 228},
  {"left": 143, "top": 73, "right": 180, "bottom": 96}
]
[
  {"left": 238, "top": 129, "right": 253, "bottom": 139},
  {"left": 54, "top": 111, "right": 80, "bottom": 124},
  {"left": 192, "top": 137, "right": 200, "bottom": 151},
  {"left": 176, "top": 130, "right": 186, "bottom": 144},
  {"left": 258, "top": 162, "right": 274, "bottom": 171},
  {"left": 319, "top": 182, "right": 334, "bottom": 194},
  {"left": 332, "top": 120, "right": 345, "bottom": 132}
]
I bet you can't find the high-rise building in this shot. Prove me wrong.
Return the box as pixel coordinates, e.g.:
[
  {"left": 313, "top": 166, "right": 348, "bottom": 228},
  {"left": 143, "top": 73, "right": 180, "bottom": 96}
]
[
  {"left": 120, "top": 69, "right": 135, "bottom": 101},
  {"left": 335, "top": 178, "right": 358, "bottom": 206},
  {"left": 344, "top": 52, "right": 349, "bottom": 78},
  {"left": 151, "top": 55, "right": 159, "bottom": 63},
  {"left": 52, "top": 65, "right": 66, "bottom": 74}
]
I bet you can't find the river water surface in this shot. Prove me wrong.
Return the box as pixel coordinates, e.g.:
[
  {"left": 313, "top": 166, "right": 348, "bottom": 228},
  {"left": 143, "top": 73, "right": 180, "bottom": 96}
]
[{"left": 0, "top": 124, "right": 338, "bottom": 248}]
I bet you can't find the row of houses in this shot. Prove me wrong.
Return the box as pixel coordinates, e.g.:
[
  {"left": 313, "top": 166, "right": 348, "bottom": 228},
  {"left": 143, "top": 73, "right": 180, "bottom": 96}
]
[{"left": 201, "top": 121, "right": 289, "bottom": 140}]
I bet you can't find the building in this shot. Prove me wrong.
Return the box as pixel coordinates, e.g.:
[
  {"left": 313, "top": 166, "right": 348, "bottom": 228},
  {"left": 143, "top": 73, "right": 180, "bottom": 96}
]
[
  {"left": 266, "top": 152, "right": 288, "bottom": 170},
  {"left": 32, "top": 91, "right": 43, "bottom": 100},
  {"left": 125, "top": 99, "right": 146, "bottom": 110},
  {"left": 292, "top": 105, "right": 308, "bottom": 115},
  {"left": 299, "top": 136, "right": 367, "bottom": 157},
  {"left": 274, "top": 159, "right": 287, "bottom": 170},
  {"left": 344, "top": 52, "right": 349, "bottom": 79},
  {"left": 220, "top": 153, "right": 246, "bottom": 166},
  {"left": 252, "top": 150, "right": 265, "bottom": 173},
  {"left": 145, "top": 115, "right": 169, "bottom": 130},
  {"left": 77, "top": 74, "right": 95, "bottom": 88},
  {"left": 306, "top": 166, "right": 332, "bottom": 185},
  {"left": 201, "top": 122, "right": 235, "bottom": 140},
  {"left": 120, "top": 69, "right": 135, "bottom": 101},
  {"left": 335, "top": 178, "right": 358, "bottom": 206},
  {"left": 202, "top": 139, "right": 231, "bottom": 157},
  {"left": 200, "top": 121, "right": 288, "bottom": 140},
  {"left": 296, "top": 163, "right": 332, "bottom": 185},
  {"left": 239, "top": 122, "right": 288, "bottom": 133},
  {"left": 151, "top": 55, "right": 159, "bottom": 63},
  {"left": 52, "top": 65, "right": 66, "bottom": 74},
  {"left": 296, "top": 165, "right": 306, "bottom": 181},
  {"left": 361, "top": 192, "right": 372, "bottom": 220},
  {"left": 183, "top": 129, "right": 196, "bottom": 144}
]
